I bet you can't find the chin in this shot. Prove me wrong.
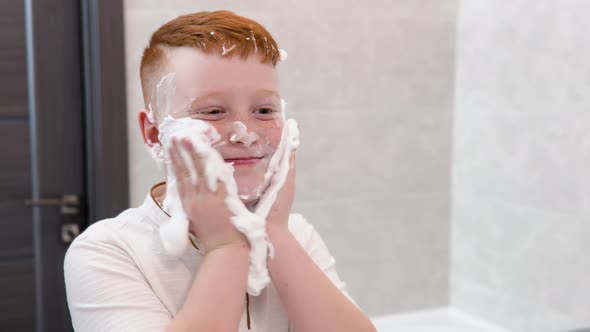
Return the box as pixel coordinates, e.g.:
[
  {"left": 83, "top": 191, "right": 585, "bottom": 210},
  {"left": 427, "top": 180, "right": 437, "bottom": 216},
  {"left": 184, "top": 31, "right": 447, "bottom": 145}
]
[
  {"left": 235, "top": 177, "right": 265, "bottom": 204},
  {"left": 236, "top": 184, "right": 263, "bottom": 203},
  {"left": 233, "top": 166, "right": 267, "bottom": 200}
]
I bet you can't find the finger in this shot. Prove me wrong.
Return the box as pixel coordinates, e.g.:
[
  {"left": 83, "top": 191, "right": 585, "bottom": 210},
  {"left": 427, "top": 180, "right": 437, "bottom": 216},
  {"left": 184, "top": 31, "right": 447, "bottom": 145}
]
[
  {"left": 168, "top": 139, "right": 188, "bottom": 198},
  {"left": 289, "top": 149, "right": 296, "bottom": 169},
  {"left": 176, "top": 138, "right": 200, "bottom": 185},
  {"left": 215, "top": 178, "right": 228, "bottom": 197},
  {"left": 168, "top": 138, "right": 184, "bottom": 176},
  {"left": 286, "top": 150, "right": 296, "bottom": 185},
  {"left": 170, "top": 138, "right": 201, "bottom": 199},
  {"left": 169, "top": 138, "right": 191, "bottom": 182},
  {"left": 181, "top": 137, "right": 206, "bottom": 179}
]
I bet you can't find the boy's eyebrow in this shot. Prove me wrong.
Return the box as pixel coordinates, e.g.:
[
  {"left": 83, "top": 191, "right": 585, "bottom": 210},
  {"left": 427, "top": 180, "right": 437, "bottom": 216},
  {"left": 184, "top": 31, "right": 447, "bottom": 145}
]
[
  {"left": 256, "top": 89, "right": 280, "bottom": 98},
  {"left": 191, "top": 90, "right": 279, "bottom": 101},
  {"left": 189, "top": 89, "right": 281, "bottom": 107},
  {"left": 190, "top": 91, "right": 225, "bottom": 104}
]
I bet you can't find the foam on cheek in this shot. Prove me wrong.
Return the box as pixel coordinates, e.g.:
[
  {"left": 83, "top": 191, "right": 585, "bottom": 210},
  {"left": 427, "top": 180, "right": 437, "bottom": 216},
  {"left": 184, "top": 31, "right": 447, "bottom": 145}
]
[
  {"left": 156, "top": 73, "right": 177, "bottom": 116},
  {"left": 159, "top": 117, "right": 225, "bottom": 192},
  {"left": 143, "top": 72, "right": 178, "bottom": 167},
  {"left": 262, "top": 99, "right": 290, "bottom": 187},
  {"left": 142, "top": 103, "right": 164, "bottom": 168},
  {"left": 256, "top": 118, "right": 300, "bottom": 221}
]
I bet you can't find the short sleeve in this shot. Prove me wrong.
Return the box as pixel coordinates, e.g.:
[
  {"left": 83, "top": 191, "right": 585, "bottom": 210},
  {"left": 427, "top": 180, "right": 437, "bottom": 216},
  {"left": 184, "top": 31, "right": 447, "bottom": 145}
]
[{"left": 64, "top": 225, "right": 172, "bottom": 332}]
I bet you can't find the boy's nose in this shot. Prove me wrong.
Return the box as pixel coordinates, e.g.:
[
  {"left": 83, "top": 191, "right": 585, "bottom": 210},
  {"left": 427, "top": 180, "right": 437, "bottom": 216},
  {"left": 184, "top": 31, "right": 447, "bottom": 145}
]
[{"left": 228, "top": 121, "right": 259, "bottom": 147}]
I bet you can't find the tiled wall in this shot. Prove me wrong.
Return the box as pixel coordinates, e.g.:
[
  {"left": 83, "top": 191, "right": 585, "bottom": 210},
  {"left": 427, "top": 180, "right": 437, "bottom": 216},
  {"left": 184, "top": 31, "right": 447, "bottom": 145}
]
[
  {"left": 124, "top": 0, "right": 457, "bottom": 316},
  {"left": 451, "top": 1, "right": 590, "bottom": 331}
]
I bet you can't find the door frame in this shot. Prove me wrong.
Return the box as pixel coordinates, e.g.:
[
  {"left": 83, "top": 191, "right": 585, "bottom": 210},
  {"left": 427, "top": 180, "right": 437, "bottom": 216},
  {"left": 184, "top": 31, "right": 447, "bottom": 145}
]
[
  {"left": 25, "top": 0, "right": 128, "bottom": 330},
  {"left": 81, "top": 0, "right": 129, "bottom": 224}
]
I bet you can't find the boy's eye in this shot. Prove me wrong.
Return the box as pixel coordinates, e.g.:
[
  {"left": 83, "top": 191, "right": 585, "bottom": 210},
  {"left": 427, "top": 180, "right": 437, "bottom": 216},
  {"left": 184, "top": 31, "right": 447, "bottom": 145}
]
[
  {"left": 253, "top": 107, "right": 279, "bottom": 119},
  {"left": 257, "top": 108, "right": 273, "bottom": 114},
  {"left": 189, "top": 108, "right": 226, "bottom": 120},
  {"left": 203, "top": 109, "right": 223, "bottom": 115}
]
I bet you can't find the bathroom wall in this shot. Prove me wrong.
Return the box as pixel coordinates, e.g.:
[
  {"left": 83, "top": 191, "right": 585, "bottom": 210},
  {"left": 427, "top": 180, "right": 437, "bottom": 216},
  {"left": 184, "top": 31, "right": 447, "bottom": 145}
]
[
  {"left": 451, "top": 1, "right": 590, "bottom": 331},
  {"left": 124, "top": 0, "right": 457, "bottom": 316}
]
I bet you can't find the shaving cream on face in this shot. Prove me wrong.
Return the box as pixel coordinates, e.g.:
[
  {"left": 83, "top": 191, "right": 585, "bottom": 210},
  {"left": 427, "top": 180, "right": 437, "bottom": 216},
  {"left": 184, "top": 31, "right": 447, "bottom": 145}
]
[
  {"left": 256, "top": 101, "right": 299, "bottom": 222},
  {"left": 229, "top": 121, "right": 260, "bottom": 147},
  {"left": 156, "top": 73, "right": 177, "bottom": 117},
  {"left": 143, "top": 103, "right": 164, "bottom": 168},
  {"left": 262, "top": 99, "right": 290, "bottom": 191}
]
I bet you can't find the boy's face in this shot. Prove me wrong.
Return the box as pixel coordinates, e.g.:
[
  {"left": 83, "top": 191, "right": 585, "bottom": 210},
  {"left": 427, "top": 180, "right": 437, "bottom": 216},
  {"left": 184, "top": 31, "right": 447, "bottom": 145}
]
[{"left": 150, "top": 47, "right": 283, "bottom": 203}]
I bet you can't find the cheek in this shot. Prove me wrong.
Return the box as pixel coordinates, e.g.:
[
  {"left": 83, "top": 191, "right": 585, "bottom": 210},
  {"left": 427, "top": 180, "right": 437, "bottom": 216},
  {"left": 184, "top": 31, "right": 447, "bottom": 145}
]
[
  {"left": 258, "top": 120, "right": 283, "bottom": 150},
  {"left": 267, "top": 127, "right": 282, "bottom": 149},
  {"left": 206, "top": 123, "right": 226, "bottom": 146}
]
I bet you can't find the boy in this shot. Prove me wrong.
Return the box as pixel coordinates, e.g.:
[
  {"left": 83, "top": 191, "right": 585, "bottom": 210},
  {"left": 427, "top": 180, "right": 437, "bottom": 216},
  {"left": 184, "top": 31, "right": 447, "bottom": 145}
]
[{"left": 64, "top": 10, "right": 376, "bottom": 332}]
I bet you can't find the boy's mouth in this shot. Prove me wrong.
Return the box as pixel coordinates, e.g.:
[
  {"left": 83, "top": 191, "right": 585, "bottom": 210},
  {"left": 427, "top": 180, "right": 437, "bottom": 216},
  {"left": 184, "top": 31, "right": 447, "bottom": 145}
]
[{"left": 224, "top": 156, "right": 263, "bottom": 166}]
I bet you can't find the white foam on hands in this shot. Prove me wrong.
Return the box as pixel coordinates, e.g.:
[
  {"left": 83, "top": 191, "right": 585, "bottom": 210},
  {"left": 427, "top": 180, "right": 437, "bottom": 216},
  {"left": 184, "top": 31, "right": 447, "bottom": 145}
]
[
  {"left": 156, "top": 115, "right": 299, "bottom": 296},
  {"left": 255, "top": 101, "right": 299, "bottom": 223}
]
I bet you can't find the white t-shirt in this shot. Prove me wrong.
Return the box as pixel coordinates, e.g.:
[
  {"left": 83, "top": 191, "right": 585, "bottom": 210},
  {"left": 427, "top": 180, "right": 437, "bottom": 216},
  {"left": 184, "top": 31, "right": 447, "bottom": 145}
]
[{"left": 64, "top": 186, "right": 355, "bottom": 332}]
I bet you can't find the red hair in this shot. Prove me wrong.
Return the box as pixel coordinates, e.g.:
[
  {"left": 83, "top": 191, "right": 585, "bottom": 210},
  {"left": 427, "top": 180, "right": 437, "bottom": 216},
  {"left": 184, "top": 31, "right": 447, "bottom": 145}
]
[{"left": 140, "top": 11, "right": 281, "bottom": 110}]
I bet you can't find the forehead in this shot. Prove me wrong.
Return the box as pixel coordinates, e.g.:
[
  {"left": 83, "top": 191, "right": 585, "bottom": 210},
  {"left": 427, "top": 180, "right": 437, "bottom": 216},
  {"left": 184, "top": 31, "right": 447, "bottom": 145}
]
[{"left": 160, "top": 46, "right": 280, "bottom": 96}]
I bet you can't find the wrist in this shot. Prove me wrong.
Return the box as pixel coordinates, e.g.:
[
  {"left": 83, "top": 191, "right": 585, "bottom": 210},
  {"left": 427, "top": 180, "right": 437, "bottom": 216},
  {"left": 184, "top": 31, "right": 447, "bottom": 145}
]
[{"left": 205, "top": 240, "right": 250, "bottom": 257}]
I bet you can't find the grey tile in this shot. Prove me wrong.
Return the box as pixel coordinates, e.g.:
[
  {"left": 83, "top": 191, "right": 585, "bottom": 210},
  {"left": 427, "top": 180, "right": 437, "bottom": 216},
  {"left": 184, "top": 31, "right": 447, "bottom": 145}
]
[
  {"left": 293, "top": 107, "right": 452, "bottom": 201},
  {"left": 295, "top": 193, "right": 450, "bottom": 316}
]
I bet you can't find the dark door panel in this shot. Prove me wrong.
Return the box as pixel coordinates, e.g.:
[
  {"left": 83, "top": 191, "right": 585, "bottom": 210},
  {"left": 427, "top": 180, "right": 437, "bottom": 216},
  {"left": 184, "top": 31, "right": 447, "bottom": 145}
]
[
  {"left": 0, "top": 0, "right": 28, "bottom": 118},
  {"left": 0, "top": 122, "right": 33, "bottom": 258},
  {"left": 0, "top": 260, "right": 35, "bottom": 331}
]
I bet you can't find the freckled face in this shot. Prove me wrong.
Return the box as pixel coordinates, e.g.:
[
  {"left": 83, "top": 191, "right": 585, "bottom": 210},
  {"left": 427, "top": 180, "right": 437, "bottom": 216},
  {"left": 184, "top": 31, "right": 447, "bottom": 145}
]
[{"left": 160, "top": 48, "right": 283, "bottom": 203}]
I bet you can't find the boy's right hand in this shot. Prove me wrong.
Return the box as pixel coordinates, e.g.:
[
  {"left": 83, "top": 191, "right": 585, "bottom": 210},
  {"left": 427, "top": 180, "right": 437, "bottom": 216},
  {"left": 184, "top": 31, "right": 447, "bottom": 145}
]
[{"left": 168, "top": 137, "right": 249, "bottom": 253}]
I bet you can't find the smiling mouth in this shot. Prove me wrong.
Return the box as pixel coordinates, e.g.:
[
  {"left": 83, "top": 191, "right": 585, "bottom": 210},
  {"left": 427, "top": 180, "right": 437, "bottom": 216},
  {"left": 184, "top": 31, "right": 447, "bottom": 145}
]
[{"left": 224, "top": 157, "right": 263, "bottom": 166}]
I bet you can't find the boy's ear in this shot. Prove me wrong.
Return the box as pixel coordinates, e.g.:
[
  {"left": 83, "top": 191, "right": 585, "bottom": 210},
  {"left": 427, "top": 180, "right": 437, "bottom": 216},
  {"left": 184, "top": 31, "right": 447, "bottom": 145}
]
[{"left": 138, "top": 109, "right": 160, "bottom": 145}]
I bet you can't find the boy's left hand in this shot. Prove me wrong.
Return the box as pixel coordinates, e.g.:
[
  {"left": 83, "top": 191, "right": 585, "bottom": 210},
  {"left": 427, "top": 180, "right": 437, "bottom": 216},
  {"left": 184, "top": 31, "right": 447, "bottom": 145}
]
[{"left": 263, "top": 151, "right": 296, "bottom": 234}]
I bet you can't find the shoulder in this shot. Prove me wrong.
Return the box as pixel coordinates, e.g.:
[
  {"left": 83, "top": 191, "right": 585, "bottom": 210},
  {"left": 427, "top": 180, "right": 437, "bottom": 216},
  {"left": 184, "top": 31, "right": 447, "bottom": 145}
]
[
  {"left": 63, "top": 208, "right": 174, "bottom": 331},
  {"left": 70, "top": 207, "right": 150, "bottom": 246},
  {"left": 64, "top": 206, "right": 155, "bottom": 271}
]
